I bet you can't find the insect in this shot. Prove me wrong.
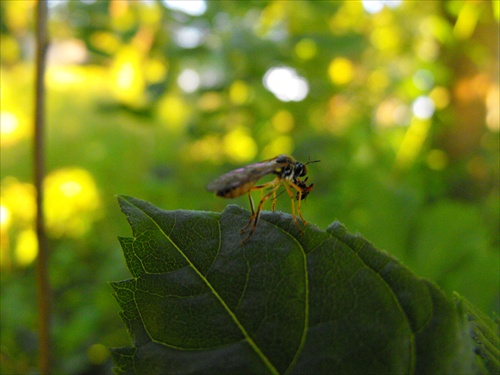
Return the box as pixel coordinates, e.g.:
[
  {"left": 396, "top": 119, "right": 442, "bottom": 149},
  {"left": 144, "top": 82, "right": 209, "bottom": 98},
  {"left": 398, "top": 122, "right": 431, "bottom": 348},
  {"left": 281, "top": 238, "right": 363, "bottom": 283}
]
[
  {"left": 207, "top": 154, "right": 320, "bottom": 241},
  {"left": 295, "top": 177, "right": 314, "bottom": 201}
]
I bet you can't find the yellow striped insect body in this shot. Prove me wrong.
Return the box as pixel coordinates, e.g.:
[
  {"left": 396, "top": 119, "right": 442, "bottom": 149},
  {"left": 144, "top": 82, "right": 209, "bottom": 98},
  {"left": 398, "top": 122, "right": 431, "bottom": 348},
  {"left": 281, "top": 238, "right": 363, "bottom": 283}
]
[{"left": 207, "top": 154, "right": 319, "bottom": 242}]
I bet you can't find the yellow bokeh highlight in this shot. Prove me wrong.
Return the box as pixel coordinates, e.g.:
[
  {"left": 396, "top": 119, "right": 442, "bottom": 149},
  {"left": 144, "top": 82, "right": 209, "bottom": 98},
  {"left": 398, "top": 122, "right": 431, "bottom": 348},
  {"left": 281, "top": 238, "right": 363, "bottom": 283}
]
[
  {"left": 157, "top": 94, "right": 190, "bottom": 132},
  {"left": 272, "top": 110, "right": 294, "bottom": 133},
  {"left": 328, "top": 57, "right": 354, "bottom": 86},
  {"left": 262, "top": 135, "right": 294, "bottom": 160},
  {"left": 223, "top": 127, "right": 257, "bottom": 163},
  {"left": 453, "top": 2, "right": 479, "bottom": 40},
  {"left": 326, "top": 95, "right": 353, "bottom": 134},
  {"left": 110, "top": 46, "right": 145, "bottom": 106},
  {"left": 198, "top": 92, "right": 224, "bottom": 112},
  {"left": 375, "top": 99, "right": 400, "bottom": 128},
  {"left": 87, "top": 343, "right": 109, "bottom": 365},
  {"left": 47, "top": 66, "right": 87, "bottom": 88},
  {"left": 4, "top": 1, "right": 34, "bottom": 32},
  {"left": 1, "top": 178, "right": 36, "bottom": 225},
  {"left": 110, "top": 1, "right": 136, "bottom": 32},
  {"left": 258, "top": 2, "right": 286, "bottom": 36},
  {"left": 0, "top": 111, "right": 19, "bottom": 136},
  {"left": 229, "top": 80, "right": 250, "bottom": 105},
  {"left": 0, "top": 110, "right": 30, "bottom": 147},
  {"left": 367, "top": 69, "right": 390, "bottom": 93},
  {"left": 189, "top": 135, "right": 222, "bottom": 162},
  {"left": 486, "top": 84, "right": 499, "bottom": 131},
  {"left": 395, "top": 118, "right": 432, "bottom": 169},
  {"left": 0, "top": 205, "right": 11, "bottom": 230},
  {"left": 138, "top": 0, "right": 163, "bottom": 26},
  {"left": 426, "top": 149, "right": 448, "bottom": 171},
  {"left": 89, "top": 32, "right": 121, "bottom": 55},
  {"left": 295, "top": 39, "right": 317, "bottom": 60},
  {"left": 145, "top": 58, "right": 168, "bottom": 84},
  {"left": 429, "top": 86, "right": 450, "bottom": 109},
  {"left": 0, "top": 35, "right": 20, "bottom": 64},
  {"left": 15, "top": 229, "right": 38, "bottom": 267},
  {"left": 370, "top": 26, "right": 401, "bottom": 52},
  {"left": 329, "top": 2, "right": 364, "bottom": 34},
  {"left": 44, "top": 168, "right": 101, "bottom": 238}
]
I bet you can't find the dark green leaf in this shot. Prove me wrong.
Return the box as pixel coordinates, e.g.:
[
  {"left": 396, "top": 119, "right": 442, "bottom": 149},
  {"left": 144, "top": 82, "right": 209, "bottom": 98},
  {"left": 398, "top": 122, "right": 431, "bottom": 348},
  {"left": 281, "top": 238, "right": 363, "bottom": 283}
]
[{"left": 110, "top": 195, "right": 494, "bottom": 374}]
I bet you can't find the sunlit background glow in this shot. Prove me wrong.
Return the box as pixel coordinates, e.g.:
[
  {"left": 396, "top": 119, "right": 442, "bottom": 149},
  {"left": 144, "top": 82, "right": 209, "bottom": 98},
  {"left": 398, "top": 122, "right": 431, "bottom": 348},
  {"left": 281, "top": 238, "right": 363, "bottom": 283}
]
[
  {"left": 412, "top": 96, "right": 436, "bottom": 120},
  {"left": 362, "top": 0, "right": 403, "bottom": 14},
  {"left": 178, "top": 68, "right": 200, "bottom": 93},
  {"left": 173, "top": 25, "right": 207, "bottom": 49},
  {"left": 328, "top": 57, "right": 355, "bottom": 86},
  {"left": 161, "top": 0, "right": 207, "bottom": 16},
  {"left": 263, "top": 67, "right": 309, "bottom": 102},
  {"left": 0, "top": 168, "right": 102, "bottom": 268}
]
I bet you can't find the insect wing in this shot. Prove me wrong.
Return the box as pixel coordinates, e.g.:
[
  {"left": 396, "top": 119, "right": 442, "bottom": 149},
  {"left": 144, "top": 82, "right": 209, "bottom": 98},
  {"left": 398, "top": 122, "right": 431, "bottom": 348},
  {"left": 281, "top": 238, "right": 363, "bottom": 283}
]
[{"left": 206, "top": 158, "right": 285, "bottom": 192}]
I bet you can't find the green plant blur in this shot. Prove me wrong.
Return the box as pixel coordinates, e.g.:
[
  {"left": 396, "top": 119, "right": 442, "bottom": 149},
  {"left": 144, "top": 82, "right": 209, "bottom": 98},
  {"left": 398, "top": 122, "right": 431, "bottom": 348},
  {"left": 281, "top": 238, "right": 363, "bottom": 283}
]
[{"left": 1, "top": 1, "right": 498, "bottom": 374}]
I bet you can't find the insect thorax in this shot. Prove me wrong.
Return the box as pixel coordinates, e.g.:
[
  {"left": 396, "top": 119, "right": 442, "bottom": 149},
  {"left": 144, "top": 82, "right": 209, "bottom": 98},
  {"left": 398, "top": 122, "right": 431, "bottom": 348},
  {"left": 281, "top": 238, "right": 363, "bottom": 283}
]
[{"left": 277, "top": 162, "right": 307, "bottom": 181}]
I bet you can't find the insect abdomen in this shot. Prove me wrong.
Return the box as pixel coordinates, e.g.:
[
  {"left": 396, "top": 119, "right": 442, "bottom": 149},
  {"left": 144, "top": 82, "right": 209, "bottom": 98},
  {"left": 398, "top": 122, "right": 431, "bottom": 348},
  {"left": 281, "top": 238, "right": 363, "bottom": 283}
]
[{"left": 215, "top": 181, "right": 256, "bottom": 198}]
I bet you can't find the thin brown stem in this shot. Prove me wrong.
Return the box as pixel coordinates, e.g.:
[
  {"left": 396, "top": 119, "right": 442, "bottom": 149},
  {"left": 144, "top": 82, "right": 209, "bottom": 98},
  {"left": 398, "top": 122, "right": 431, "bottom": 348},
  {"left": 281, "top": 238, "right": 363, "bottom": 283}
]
[{"left": 34, "top": 0, "right": 51, "bottom": 373}]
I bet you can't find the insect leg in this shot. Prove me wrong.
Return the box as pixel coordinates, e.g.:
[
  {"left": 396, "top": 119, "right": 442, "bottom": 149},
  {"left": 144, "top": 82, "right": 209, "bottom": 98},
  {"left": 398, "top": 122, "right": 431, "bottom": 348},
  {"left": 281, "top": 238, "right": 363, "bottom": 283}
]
[
  {"left": 271, "top": 188, "right": 277, "bottom": 212},
  {"left": 288, "top": 180, "right": 308, "bottom": 224},
  {"left": 282, "top": 181, "right": 304, "bottom": 233},
  {"left": 247, "top": 192, "right": 255, "bottom": 216},
  {"left": 240, "top": 179, "right": 278, "bottom": 233},
  {"left": 240, "top": 191, "right": 257, "bottom": 234},
  {"left": 242, "top": 178, "right": 281, "bottom": 242}
]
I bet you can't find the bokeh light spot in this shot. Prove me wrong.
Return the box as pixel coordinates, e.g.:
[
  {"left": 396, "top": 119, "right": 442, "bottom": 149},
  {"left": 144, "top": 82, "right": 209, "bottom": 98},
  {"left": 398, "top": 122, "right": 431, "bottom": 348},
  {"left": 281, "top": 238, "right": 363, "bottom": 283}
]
[
  {"left": 486, "top": 84, "right": 499, "bottom": 131},
  {"left": 263, "top": 67, "right": 309, "bottom": 102},
  {"left": 413, "top": 69, "right": 435, "bottom": 91},
  {"left": 262, "top": 135, "right": 294, "bottom": 159},
  {"left": 229, "top": 80, "right": 250, "bottom": 105},
  {"left": 145, "top": 58, "right": 168, "bottom": 83},
  {"left": 15, "top": 229, "right": 38, "bottom": 266},
  {"left": 44, "top": 168, "right": 101, "bottom": 238},
  {"left": 87, "top": 343, "right": 109, "bottom": 365},
  {"left": 362, "top": 0, "right": 402, "bottom": 14},
  {"left": 0, "top": 205, "right": 11, "bottom": 230},
  {"left": 328, "top": 57, "right": 354, "bottom": 86},
  {"left": 429, "top": 87, "right": 450, "bottom": 109},
  {"left": 198, "top": 92, "right": 223, "bottom": 112},
  {"left": 370, "top": 26, "right": 401, "bottom": 51},
  {"left": 426, "top": 149, "right": 448, "bottom": 170},
  {"left": 0, "top": 112, "right": 19, "bottom": 136},
  {"left": 1, "top": 178, "right": 36, "bottom": 224},
  {"left": 157, "top": 95, "right": 190, "bottom": 131},
  {"left": 178, "top": 69, "right": 200, "bottom": 93},
  {"left": 162, "top": 0, "right": 206, "bottom": 16},
  {"left": 110, "top": 47, "right": 145, "bottom": 106},
  {"left": 412, "top": 96, "right": 435, "bottom": 119},
  {"left": 272, "top": 110, "right": 294, "bottom": 133},
  {"left": 223, "top": 127, "right": 257, "bottom": 162},
  {"left": 295, "top": 38, "right": 317, "bottom": 60}
]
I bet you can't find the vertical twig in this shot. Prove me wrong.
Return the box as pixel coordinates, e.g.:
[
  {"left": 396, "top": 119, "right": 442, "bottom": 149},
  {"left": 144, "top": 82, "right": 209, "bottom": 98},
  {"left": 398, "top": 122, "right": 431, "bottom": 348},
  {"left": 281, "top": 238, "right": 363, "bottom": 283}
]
[{"left": 34, "top": 0, "right": 51, "bottom": 374}]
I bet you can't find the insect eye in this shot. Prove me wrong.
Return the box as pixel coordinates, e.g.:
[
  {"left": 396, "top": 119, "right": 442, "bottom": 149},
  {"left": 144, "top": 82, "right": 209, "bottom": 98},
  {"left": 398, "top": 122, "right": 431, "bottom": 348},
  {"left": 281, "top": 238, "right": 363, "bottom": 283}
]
[{"left": 294, "top": 163, "right": 307, "bottom": 177}]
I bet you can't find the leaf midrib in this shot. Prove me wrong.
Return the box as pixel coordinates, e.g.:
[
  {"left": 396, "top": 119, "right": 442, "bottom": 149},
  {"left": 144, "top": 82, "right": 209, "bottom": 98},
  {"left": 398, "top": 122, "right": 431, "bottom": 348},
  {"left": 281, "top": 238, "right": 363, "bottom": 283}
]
[{"left": 129, "top": 198, "right": 280, "bottom": 375}]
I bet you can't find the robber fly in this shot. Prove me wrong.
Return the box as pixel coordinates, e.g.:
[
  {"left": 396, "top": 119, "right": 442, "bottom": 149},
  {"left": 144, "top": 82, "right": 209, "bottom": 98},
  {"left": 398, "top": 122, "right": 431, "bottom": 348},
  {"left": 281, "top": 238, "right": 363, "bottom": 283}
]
[{"left": 206, "top": 154, "right": 320, "bottom": 242}]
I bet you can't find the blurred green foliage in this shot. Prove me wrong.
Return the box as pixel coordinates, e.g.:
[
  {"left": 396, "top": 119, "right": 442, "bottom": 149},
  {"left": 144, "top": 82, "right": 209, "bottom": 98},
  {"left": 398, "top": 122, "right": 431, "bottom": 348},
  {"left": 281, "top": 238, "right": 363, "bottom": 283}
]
[{"left": 0, "top": 1, "right": 498, "bottom": 374}]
